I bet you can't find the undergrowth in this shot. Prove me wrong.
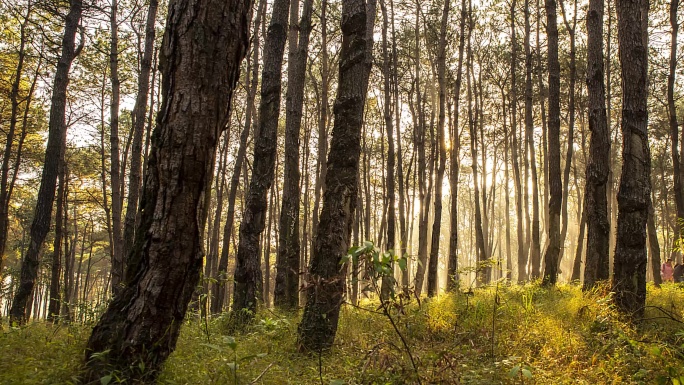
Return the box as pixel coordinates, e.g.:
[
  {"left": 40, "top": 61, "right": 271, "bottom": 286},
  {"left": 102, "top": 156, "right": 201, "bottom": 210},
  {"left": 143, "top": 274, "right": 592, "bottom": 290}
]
[{"left": 1, "top": 283, "right": 682, "bottom": 384}]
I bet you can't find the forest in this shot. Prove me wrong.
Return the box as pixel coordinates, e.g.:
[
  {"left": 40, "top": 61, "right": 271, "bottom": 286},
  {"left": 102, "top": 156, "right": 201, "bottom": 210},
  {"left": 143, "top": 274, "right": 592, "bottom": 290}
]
[{"left": 0, "top": 0, "right": 683, "bottom": 382}]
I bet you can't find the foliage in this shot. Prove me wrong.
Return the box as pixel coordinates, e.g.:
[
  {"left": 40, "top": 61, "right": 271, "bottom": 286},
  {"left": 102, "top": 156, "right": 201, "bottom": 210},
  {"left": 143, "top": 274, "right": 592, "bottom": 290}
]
[{"left": 2, "top": 283, "right": 683, "bottom": 384}]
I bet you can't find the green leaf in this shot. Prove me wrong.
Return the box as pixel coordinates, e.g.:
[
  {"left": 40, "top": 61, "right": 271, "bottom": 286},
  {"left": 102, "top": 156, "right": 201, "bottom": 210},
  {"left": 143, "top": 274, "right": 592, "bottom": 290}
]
[
  {"left": 100, "top": 375, "right": 112, "bottom": 385},
  {"left": 398, "top": 257, "right": 407, "bottom": 272},
  {"left": 224, "top": 336, "right": 238, "bottom": 351},
  {"left": 508, "top": 366, "right": 520, "bottom": 378},
  {"left": 522, "top": 368, "right": 532, "bottom": 379},
  {"left": 330, "top": 380, "right": 346, "bottom": 385}
]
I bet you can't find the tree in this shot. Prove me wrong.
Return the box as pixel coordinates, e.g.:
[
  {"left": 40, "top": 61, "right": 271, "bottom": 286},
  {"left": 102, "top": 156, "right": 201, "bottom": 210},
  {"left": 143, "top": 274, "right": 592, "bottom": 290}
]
[
  {"left": 447, "top": 0, "right": 467, "bottom": 291},
  {"left": 82, "top": 0, "right": 252, "bottom": 378},
  {"left": 233, "top": 0, "right": 290, "bottom": 318},
  {"left": 612, "top": 0, "right": 650, "bottom": 318},
  {"left": 9, "top": 0, "right": 83, "bottom": 325},
  {"left": 541, "top": 0, "right": 562, "bottom": 286},
  {"left": 274, "top": 0, "right": 314, "bottom": 309},
  {"left": 427, "top": 0, "right": 449, "bottom": 297},
  {"left": 582, "top": 0, "right": 610, "bottom": 289},
  {"left": 122, "top": 0, "right": 159, "bottom": 267},
  {"left": 297, "top": 0, "right": 376, "bottom": 351}
]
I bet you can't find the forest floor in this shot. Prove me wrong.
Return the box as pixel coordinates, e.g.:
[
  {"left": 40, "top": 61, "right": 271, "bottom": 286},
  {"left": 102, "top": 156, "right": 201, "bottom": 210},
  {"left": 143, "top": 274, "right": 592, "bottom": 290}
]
[{"left": 1, "top": 283, "right": 683, "bottom": 384}]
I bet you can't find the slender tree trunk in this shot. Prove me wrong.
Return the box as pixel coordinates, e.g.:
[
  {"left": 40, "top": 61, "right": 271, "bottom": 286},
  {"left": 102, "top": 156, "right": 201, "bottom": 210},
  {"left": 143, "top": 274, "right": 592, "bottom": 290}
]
[
  {"left": 47, "top": 128, "right": 67, "bottom": 323},
  {"left": 583, "top": 0, "right": 611, "bottom": 290},
  {"left": 123, "top": 0, "right": 159, "bottom": 264},
  {"left": 647, "top": 196, "right": 662, "bottom": 286},
  {"left": 447, "top": 0, "right": 467, "bottom": 290},
  {"left": 524, "top": 0, "right": 541, "bottom": 279},
  {"left": 297, "top": 0, "right": 376, "bottom": 351},
  {"left": 109, "top": 0, "right": 125, "bottom": 297},
  {"left": 83, "top": 0, "right": 251, "bottom": 378},
  {"left": 541, "top": 0, "right": 562, "bottom": 286},
  {"left": 9, "top": 0, "right": 82, "bottom": 325},
  {"left": 0, "top": 2, "right": 33, "bottom": 270},
  {"left": 668, "top": 0, "right": 683, "bottom": 261},
  {"left": 612, "top": 0, "right": 650, "bottom": 318},
  {"left": 275, "top": 0, "right": 314, "bottom": 309},
  {"left": 211, "top": 0, "right": 266, "bottom": 315},
  {"left": 510, "top": 0, "right": 526, "bottom": 283},
  {"left": 233, "top": 0, "right": 290, "bottom": 318}
]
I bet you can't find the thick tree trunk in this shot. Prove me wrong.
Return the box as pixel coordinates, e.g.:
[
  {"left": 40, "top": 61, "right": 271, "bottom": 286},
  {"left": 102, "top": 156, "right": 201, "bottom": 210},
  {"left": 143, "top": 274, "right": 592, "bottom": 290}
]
[
  {"left": 541, "top": 0, "right": 562, "bottom": 286},
  {"left": 582, "top": 0, "right": 611, "bottom": 290},
  {"left": 122, "top": 0, "right": 159, "bottom": 265},
  {"left": 9, "top": 0, "right": 82, "bottom": 325},
  {"left": 612, "top": 0, "right": 650, "bottom": 318},
  {"left": 297, "top": 0, "right": 376, "bottom": 352},
  {"left": 275, "top": 0, "right": 314, "bottom": 309},
  {"left": 233, "top": 0, "right": 290, "bottom": 318},
  {"left": 83, "top": 0, "right": 251, "bottom": 379}
]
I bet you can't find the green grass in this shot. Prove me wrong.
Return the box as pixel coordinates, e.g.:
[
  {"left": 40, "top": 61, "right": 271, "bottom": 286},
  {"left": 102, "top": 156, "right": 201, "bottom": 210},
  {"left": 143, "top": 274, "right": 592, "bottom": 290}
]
[{"left": 2, "top": 283, "right": 683, "bottom": 384}]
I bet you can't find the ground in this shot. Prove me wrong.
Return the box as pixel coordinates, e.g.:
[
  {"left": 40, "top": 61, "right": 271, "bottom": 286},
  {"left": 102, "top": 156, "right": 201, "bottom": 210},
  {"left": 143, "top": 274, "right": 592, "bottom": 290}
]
[{"left": 1, "top": 283, "right": 683, "bottom": 384}]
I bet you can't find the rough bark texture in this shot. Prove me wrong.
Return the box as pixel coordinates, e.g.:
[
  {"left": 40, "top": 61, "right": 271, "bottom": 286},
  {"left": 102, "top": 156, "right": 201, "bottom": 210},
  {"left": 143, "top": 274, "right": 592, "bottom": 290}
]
[
  {"left": 47, "top": 134, "right": 67, "bottom": 322},
  {"left": 612, "top": 0, "right": 650, "bottom": 318},
  {"left": 233, "top": 0, "right": 290, "bottom": 317},
  {"left": 542, "top": 0, "right": 562, "bottom": 286},
  {"left": 9, "top": 0, "right": 82, "bottom": 325},
  {"left": 582, "top": 0, "right": 611, "bottom": 290},
  {"left": 297, "top": 0, "right": 376, "bottom": 352},
  {"left": 122, "top": 0, "right": 159, "bottom": 266},
  {"left": 82, "top": 0, "right": 251, "bottom": 379},
  {"left": 275, "top": 0, "right": 314, "bottom": 309}
]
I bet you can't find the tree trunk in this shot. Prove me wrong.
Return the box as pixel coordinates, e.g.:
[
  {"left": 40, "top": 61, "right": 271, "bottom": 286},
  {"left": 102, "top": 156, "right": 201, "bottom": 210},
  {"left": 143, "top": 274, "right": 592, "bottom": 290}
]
[
  {"left": 510, "top": 0, "right": 526, "bottom": 283},
  {"left": 647, "top": 197, "right": 662, "bottom": 286},
  {"left": 582, "top": 0, "right": 611, "bottom": 290},
  {"left": 233, "top": 0, "right": 290, "bottom": 318},
  {"left": 47, "top": 128, "right": 67, "bottom": 323},
  {"left": 612, "top": 0, "right": 650, "bottom": 318},
  {"left": 541, "top": 0, "right": 562, "bottom": 286},
  {"left": 9, "top": 0, "right": 82, "bottom": 325},
  {"left": 122, "top": 0, "right": 159, "bottom": 265},
  {"left": 211, "top": 0, "right": 266, "bottom": 315},
  {"left": 447, "top": 0, "right": 467, "bottom": 290},
  {"left": 524, "top": 0, "right": 541, "bottom": 279},
  {"left": 275, "top": 0, "right": 314, "bottom": 309},
  {"left": 426, "top": 0, "right": 449, "bottom": 297},
  {"left": 109, "top": 0, "right": 125, "bottom": 297},
  {"left": 668, "top": 0, "right": 682, "bottom": 262},
  {"left": 83, "top": 0, "right": 251, "bottom": 379},
  {"left": 297, "top": 0, "right": 376, "bottom": 352}
]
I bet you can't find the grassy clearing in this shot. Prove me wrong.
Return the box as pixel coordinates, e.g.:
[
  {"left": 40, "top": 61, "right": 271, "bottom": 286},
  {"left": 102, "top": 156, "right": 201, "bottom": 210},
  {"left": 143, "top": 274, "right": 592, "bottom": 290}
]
[{"left": 1, "top": 283, "right": 683, "bottom": 384}]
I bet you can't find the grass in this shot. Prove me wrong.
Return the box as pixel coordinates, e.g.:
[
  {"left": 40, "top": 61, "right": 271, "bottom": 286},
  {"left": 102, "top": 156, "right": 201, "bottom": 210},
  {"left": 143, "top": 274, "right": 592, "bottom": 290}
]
[{"left": 1, "top": 283, "right": 683, "bottom": 384}]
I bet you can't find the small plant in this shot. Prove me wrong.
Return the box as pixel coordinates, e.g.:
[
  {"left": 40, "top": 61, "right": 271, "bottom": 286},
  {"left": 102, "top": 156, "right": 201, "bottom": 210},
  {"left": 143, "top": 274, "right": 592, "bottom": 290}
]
[{"left": 201, "top": 335, "right": 267, "bottom": 384}]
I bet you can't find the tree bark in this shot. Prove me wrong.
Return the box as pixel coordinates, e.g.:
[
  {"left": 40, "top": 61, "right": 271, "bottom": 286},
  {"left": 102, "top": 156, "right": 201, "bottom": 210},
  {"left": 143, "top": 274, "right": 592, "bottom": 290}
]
[
  {"left": 233, "top": 0, "right": 290, "bottom": 318},
  {"left": 109, "top": 0, "right": 125, "bottom": 297},
  {"left": 9, "top": 0, "right": 82, "bottom": 325},
  {"left": 426, "top": 0, "right": 449, "bottom": 297},
  {"left": 541, "top": 0, "right": 562, "bottom": 286},
  {"left": 297, "top": 0, "right": 376, "bottom": 351},
  {"left": 582, "top": 0, "right": 611, "bottom": 290},
  {"left": 275, "top": 0, "right": 314, "bottom": 309},
  {"left": 83, "top": 0, "right": 251, "bottom": 379},
  {"left": 612, "top": 0, "right": 650, "bottom": 318},
  {"left": 122, "top": 0, "right": 159, "bottom": 267},
  {"left": 211, "top": 0, "right": 266, "bottom": 315}
]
